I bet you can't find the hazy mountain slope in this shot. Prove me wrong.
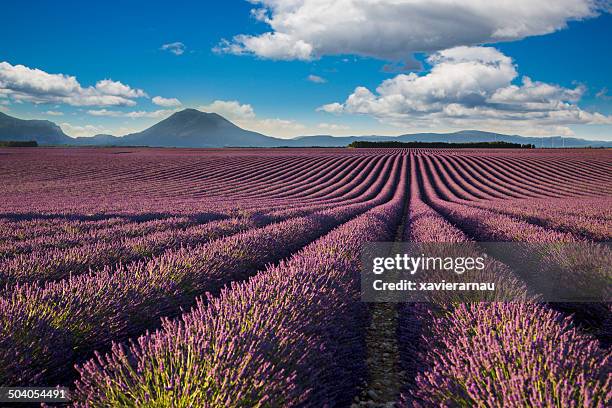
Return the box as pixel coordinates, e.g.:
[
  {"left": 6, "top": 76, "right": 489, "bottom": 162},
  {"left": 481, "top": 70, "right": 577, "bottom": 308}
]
[
  {"left": 71, "top": 134, "right": 124, "bottom": 145},
  {"left": 118, "top": 109, "right": 283, "bottom": 147},
  {"left": 0, "top": 110, "right": 610, "bottom": 148},
  {"left": 285, "top": 131, "right": 612, "bottom": 148},
  {"left": 0, "top": 112, "right": 72, "bottom": 145}
]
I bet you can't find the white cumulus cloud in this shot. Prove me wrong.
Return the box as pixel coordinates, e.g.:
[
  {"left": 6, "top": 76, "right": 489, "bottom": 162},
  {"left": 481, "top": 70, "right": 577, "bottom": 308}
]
[
  {"left": 219, "top": 0, "right": 603, "bottom": 61},
  {"left": 317, "top": 102, "right": 344, "bottom": 114},
  {"left": 198, "top": 100, "right": 308, "bottom": 137},
  {"left": 198, "top": 100, "right": 256, "bottom": 120},
  {"left": 152, "top": 96, "right": 182, "bottom": 107},
  {"left": 60, "top": 122, "right": 107, "bottom": 137},
  {"left": 0, "top": 61, "right": 146, "bottom": 107},
  {"left": 95, "top": 79, "right": 147, "bottom": 98},
  {"left": 319, "top": 46, "right": 612, "bottom": 135}
]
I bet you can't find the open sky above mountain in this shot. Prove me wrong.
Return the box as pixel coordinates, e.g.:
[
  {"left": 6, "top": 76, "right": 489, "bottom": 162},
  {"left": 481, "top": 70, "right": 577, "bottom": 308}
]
[{"left": 0, "top": 0, "right": 611, "bottom": 140}]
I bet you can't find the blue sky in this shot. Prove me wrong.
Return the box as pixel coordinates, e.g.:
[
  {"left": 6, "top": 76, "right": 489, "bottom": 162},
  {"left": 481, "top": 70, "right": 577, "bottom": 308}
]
[{"left": 0, "top": 0, "right": 610, "bottom": 139}]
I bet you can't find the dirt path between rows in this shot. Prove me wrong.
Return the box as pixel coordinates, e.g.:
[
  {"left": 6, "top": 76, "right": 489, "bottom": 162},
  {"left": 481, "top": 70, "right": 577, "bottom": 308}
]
[{"left": 353, "top": 176, "right": 410, "bottom": 407}]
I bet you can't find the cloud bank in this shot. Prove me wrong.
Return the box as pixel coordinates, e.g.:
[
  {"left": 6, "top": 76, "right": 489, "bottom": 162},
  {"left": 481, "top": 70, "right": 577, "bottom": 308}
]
[
  {"left": 59, "top": 122, "right": 107, "bottom": 137},
  {"left": 219, "top": 0, "right": 603, "bottom": 61},
  {"left": 0, "top": 62, "right": 146, "bottom": 107},
  {"left": 319, "top": 46, "right": 612, "bottom": 135}
]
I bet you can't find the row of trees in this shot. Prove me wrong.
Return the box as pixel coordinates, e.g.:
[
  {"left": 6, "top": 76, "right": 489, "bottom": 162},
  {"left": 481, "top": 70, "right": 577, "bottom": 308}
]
[
  {"left": 348, "top": 141, "right": 536, "bottom": 149},
  {"left": 0, "top": 141, "right": 38, "bottom": 147}
]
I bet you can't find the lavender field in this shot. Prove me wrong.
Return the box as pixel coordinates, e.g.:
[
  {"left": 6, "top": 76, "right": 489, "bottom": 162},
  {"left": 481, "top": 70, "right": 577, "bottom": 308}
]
[{"left": 0, "top": 147, "right": 610, "bottom": 407}]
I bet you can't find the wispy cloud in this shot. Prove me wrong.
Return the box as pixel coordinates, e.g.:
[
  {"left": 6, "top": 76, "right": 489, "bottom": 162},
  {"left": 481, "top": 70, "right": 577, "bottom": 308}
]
[
  {"left": 87, "top": 108, "right": 178, "bottom": 118},
  {"left": 161, "top": 42, "right": 186, "bottom": 55},
  {"left": 318, "top": 122, "right": 350, "bottom": 131},
  {"left": 307, "top": 74, "right": 327, "bottom": 83},
  {"left": 596, "top": 87, "right": 612, "bottom": 100}
]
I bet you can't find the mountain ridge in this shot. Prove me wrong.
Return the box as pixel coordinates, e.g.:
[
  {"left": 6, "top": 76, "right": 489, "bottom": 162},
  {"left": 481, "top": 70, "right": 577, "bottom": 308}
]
[
  {"left": 0, "top": 111, "right": 73, "bottom": 145},
  {"left": 116, "top": 109, "right": 283, "bottom": 147},
  {"left": 0, "top": 109, "right": 610, "bottom": 148}
]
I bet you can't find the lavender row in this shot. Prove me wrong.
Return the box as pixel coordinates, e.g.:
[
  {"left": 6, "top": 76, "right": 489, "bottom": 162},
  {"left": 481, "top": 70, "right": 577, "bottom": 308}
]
[
  {"left": 0, "top": 155, "right": 400, "bottom": 288},
  {"left": 400, "top": 303, "right": 611, "bottom": 407},
  {"left": 421, "top": 153, "right": 612, "bottom": 341},
  {"left": 398, "top": 163, "right": 610, "bottom": 406},
  {"left": 72, "top": 163, "right": 406, "bottom": 407},
  {"left": 1, "top": 149, "right": 383, "bottom": 214},
  {"left": 0, "top": 154, "right": 393, "bottom": 259},
  {"left": 432, "top": 201, "right": 610, "bottom": 302},
  {"left": 0, "top": 186, "right": 393, "bottom": 386},
  {"left": 4, "top": 148, "right": 607, "bottom": 216},
  {"left": 469, "top": 199, "right": 612, "bottom": 241},
  {"left": 0, "top": 217, "right": 129, "bottom": 245},
  {"left": 402, "top": 158, "right": 530, "bottom": 303},
  {"left": 0, "top": 195, "right": 369, "bottom": 289},
  {"left": 0, "top": 213, "right": 225, "bottom": 260},
  {"left": 417, "top": 154, "right": 611, "bottom": 302},
  {"left": 0, "top": 215, "right": 268, "bottom": 289}
]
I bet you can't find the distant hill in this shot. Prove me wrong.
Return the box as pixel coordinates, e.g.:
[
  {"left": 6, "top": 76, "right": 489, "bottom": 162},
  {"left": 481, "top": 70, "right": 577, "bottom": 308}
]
[
  {"left": 0, "top": 112, "right": 72, "bottom": 145},
  {"left": 284, "top": 130, "right": 612, "bottom": 148},
  {"left": 0, "top": 109, "right": 610, "bottom": 148},
  {"left": 72, "top": 134, "right": 123, "bottom": 146},
  {"left": 115, "top": 109, "right": 283, "bottom": 148},
  {"left": 395, "top": 130, "right": 609, "bottom": 149}
]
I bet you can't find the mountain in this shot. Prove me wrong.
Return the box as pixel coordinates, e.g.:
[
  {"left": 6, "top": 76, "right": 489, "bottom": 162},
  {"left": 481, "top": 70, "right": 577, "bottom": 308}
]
[
  {"left": 284, "top": 130, "right": 612, "bottom": 148},
  {"left": 396, "top": 130, "right": 608, "bottom": 148},
  {"left": 0, "top": 110, "right": 610, "bottom": 148},
  {"left": 0, "top": 111, "right": 72, "bottom": 145},
  {"left": 116, "top": 109, "right": 283, "bottom": 147},
  {"left": 0, "top": 109, "right": 283, "bottom": 148},
  {"left": 72, "top": 134, "right": 123, "bottom": 145}
]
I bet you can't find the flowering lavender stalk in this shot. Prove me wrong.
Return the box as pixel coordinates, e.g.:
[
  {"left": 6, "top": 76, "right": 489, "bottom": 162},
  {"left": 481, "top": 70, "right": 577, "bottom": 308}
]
[
  {"left": 467, "top": 198, "right": 612, "bottom": 241},
  {"left": 0, "top": 208, "right": 365, "bottom": 385},
  {"left": 72, "top": 158, "right": 407, "bottom": 407},
  {"left": 405, "top": 303, "right": 611, "bottom": 408},
  {"left": 398, "top": 157, "right": 610, "bottom": 407},
  {"left": 0, "top": 215, "right": 267, "bottom": 288},
  {"left": 0, "top": 154, "right": 403, "bottom": 386},
  {"left": 0, "top": 214, "right": 223, "bottom": 260}
]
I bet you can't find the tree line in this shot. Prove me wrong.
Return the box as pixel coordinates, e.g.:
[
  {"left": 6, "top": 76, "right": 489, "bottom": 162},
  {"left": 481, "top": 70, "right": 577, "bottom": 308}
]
[{"left": 347, "top": 141, "right": 536, "bottom": 149}]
